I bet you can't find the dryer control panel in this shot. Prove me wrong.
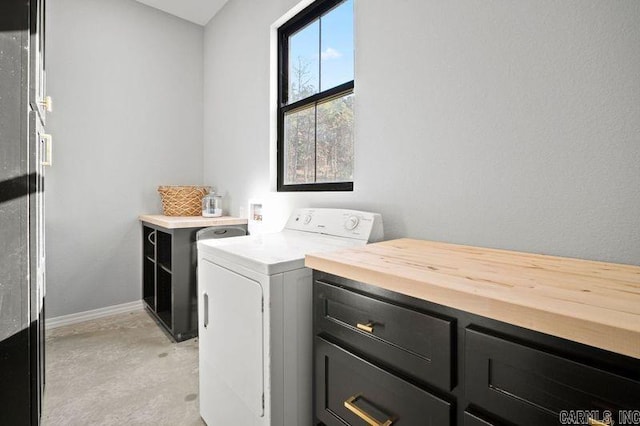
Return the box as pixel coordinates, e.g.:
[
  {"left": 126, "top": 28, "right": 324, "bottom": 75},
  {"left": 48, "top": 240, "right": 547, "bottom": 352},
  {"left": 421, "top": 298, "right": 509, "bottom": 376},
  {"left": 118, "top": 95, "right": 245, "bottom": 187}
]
[{"left": 285, "top": 209, "right": 384, "bottom": 242}]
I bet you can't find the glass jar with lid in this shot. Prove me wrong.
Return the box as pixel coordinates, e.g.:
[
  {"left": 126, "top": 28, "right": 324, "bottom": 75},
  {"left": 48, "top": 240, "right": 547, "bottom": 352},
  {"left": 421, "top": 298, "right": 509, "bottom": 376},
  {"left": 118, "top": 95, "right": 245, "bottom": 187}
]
[{"left": 202, "top": 192, "right": 222, "bottom": 217}]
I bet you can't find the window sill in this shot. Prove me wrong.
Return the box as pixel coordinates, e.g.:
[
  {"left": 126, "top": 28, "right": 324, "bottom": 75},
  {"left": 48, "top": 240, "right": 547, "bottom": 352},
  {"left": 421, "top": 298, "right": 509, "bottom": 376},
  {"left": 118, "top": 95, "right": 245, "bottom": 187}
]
[{"left": 277, "top": 182, "right": 353, "bottom": 192}]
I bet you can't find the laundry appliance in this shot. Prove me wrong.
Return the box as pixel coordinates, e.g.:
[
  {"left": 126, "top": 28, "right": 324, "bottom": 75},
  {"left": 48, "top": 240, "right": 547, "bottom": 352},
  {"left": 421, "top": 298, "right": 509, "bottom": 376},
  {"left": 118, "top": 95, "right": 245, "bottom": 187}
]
[{"left": 197, "top": 208, "right": 383, "bottom": 425}]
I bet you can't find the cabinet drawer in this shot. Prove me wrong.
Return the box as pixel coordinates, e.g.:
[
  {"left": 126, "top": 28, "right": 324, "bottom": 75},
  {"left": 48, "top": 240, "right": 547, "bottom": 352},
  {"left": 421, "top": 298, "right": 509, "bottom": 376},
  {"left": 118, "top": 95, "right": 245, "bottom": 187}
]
[
  {"left": 465, "top": 327, "right": 640, "bottom": 425},
  {"left": 314, "top": 281, "right": 453, "bottom": 390},
  {"left": 315, "top": 337, "right": 451, "bottom": 426}
]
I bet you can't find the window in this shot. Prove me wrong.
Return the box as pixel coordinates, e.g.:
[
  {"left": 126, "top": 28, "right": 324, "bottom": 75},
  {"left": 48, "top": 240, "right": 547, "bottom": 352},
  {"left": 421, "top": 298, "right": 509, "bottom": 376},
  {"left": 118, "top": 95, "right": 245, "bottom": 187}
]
[{"left": 277, "top": 0, "right": 354, "bottom": 191}]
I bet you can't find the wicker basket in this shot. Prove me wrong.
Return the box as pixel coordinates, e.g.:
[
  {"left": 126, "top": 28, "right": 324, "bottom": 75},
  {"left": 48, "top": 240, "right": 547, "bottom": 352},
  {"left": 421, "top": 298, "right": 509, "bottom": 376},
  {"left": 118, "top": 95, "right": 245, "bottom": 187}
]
[{"left": 157, "top": 185, "right": 210, "bottom": 216}]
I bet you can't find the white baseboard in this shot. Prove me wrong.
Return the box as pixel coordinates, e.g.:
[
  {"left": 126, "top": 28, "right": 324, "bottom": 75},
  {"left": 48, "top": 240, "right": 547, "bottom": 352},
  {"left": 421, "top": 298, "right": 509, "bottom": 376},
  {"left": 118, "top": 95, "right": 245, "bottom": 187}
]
[{"left": 46, "top": 300, "right": 144, "bottom": 329}]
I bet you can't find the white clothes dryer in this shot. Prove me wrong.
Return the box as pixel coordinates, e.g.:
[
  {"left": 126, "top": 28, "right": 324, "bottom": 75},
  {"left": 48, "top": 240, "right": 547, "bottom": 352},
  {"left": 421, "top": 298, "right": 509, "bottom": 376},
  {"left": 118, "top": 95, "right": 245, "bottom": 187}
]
[{"left": 197, "top": 208, "right": 383, "bottom": 426}]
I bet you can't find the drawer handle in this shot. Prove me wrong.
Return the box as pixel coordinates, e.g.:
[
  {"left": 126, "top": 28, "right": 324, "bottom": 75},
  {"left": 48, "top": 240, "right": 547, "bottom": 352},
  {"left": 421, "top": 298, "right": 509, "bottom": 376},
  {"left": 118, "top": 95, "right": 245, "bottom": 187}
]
[
  {"left": 356, "top": 322, "right": 374, "bottom": 333},
  {"left": 344, "top": 395, "right": 393, "bottom": 426},
  {"left": 589, "top": 418, "right": 612, "bottom": 426}
]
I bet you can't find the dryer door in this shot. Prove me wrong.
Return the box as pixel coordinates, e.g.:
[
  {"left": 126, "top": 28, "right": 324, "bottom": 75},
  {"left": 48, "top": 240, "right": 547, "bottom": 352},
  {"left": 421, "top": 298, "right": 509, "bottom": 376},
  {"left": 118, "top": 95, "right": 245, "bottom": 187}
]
[{"left": 199, "top": 259, "right": 264, "bottom": 420}]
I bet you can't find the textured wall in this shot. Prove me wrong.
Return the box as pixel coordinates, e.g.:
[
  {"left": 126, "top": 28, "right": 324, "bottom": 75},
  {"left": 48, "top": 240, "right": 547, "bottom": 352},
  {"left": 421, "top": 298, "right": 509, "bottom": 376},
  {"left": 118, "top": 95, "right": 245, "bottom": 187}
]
[
  {"left": 46, "top": 0, "right": 204, "bottom": 317},
  {"left": 203, "top": 0, "right": 640, "bottom": 265}
]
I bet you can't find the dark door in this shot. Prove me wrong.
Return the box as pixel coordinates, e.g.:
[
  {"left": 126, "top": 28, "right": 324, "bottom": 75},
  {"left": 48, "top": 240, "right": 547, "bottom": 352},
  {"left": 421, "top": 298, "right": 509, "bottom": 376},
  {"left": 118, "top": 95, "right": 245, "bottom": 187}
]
[{"left": 0, "top": 0, "right": 47, "bottom": 424}]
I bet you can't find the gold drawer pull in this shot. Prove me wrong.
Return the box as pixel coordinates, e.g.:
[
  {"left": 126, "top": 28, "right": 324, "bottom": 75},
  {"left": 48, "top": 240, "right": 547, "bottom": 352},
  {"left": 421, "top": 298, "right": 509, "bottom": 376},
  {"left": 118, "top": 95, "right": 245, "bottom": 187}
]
[
  {"left": 344, "top": 395, "right": 393, "bottom": 426},
  {"left": 356, "top": 322, "right": 374, "bottom": 333},
  {"left": 589, "top": 418, "right": 612, "bottom": 426}
]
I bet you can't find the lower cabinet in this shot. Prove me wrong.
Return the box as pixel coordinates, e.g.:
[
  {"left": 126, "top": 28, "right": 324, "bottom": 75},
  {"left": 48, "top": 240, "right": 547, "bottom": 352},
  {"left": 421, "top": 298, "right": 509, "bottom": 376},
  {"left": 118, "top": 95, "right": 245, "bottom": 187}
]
[
  {"left": 313, "top": 271, "right": 640, "bottom": 426},
  {"left": 141, "top": 223, "right": 206, "bottom": 341}
]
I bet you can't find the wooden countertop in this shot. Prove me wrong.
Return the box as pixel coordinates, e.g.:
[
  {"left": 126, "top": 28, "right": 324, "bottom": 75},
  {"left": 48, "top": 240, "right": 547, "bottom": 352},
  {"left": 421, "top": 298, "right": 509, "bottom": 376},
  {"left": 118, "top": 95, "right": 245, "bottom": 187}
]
[
  {"left": 139, "top": 214, "right": 247, "bottom": 229},
  {"left": 305, "top": 238, "right": 640, "bottom": 359}
]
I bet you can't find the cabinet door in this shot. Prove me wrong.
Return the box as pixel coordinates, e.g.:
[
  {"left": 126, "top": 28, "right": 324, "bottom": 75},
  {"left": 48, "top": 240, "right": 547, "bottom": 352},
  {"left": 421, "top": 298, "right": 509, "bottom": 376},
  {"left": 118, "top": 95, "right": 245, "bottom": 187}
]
[
  {"left": 198, "top": 259, "right": 264, "bottom": 424},
  {"left": 315, "top": 337, "right": 451, "bottom": 426}
]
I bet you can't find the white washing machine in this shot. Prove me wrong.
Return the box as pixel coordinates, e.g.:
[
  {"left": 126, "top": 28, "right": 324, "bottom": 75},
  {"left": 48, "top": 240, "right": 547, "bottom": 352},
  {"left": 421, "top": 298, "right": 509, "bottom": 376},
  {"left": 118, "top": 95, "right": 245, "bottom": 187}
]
[{"left": 197, "top": 208, "right": 383, "bottom": 426}]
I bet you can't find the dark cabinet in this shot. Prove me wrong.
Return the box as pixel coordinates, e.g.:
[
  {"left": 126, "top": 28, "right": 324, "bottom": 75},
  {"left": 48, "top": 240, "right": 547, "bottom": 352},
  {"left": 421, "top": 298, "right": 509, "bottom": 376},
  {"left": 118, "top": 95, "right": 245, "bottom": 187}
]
[
  {"left": 141, "top": 221, "right": 246, "bottom": 341},
  {"left": 313, "top": 272, "right": 640, "bottom": 426},
  {"left": 142, "top": 223, "right": 199, "bottom": 341}
]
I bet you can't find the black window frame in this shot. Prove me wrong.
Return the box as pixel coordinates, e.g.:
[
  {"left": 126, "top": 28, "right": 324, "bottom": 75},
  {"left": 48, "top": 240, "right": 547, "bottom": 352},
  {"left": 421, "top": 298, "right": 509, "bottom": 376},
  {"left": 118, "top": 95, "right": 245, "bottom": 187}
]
[{"left": 277, "top": 0, "right": 354, "bottom": 192}]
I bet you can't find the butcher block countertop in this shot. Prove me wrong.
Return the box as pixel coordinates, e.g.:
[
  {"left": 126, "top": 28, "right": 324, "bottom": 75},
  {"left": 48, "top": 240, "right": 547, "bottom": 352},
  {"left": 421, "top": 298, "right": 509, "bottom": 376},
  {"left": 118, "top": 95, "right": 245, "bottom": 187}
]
[
  {"left": 305, "top": 238, "right": 640, "bottom": 359},
  {"left": 139, "top": 214, "right": 247, "bottom": 229}
]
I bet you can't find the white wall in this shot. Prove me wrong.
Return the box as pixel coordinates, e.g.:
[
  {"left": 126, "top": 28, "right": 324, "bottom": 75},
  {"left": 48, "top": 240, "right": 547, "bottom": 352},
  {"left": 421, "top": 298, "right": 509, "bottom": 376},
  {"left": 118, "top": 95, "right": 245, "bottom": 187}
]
[
  {"left": 203, "top": 0, "right": 640, "bottom": 265},
  {"left": 46, "top": 0, "right": 204, "bottom": 317}
]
